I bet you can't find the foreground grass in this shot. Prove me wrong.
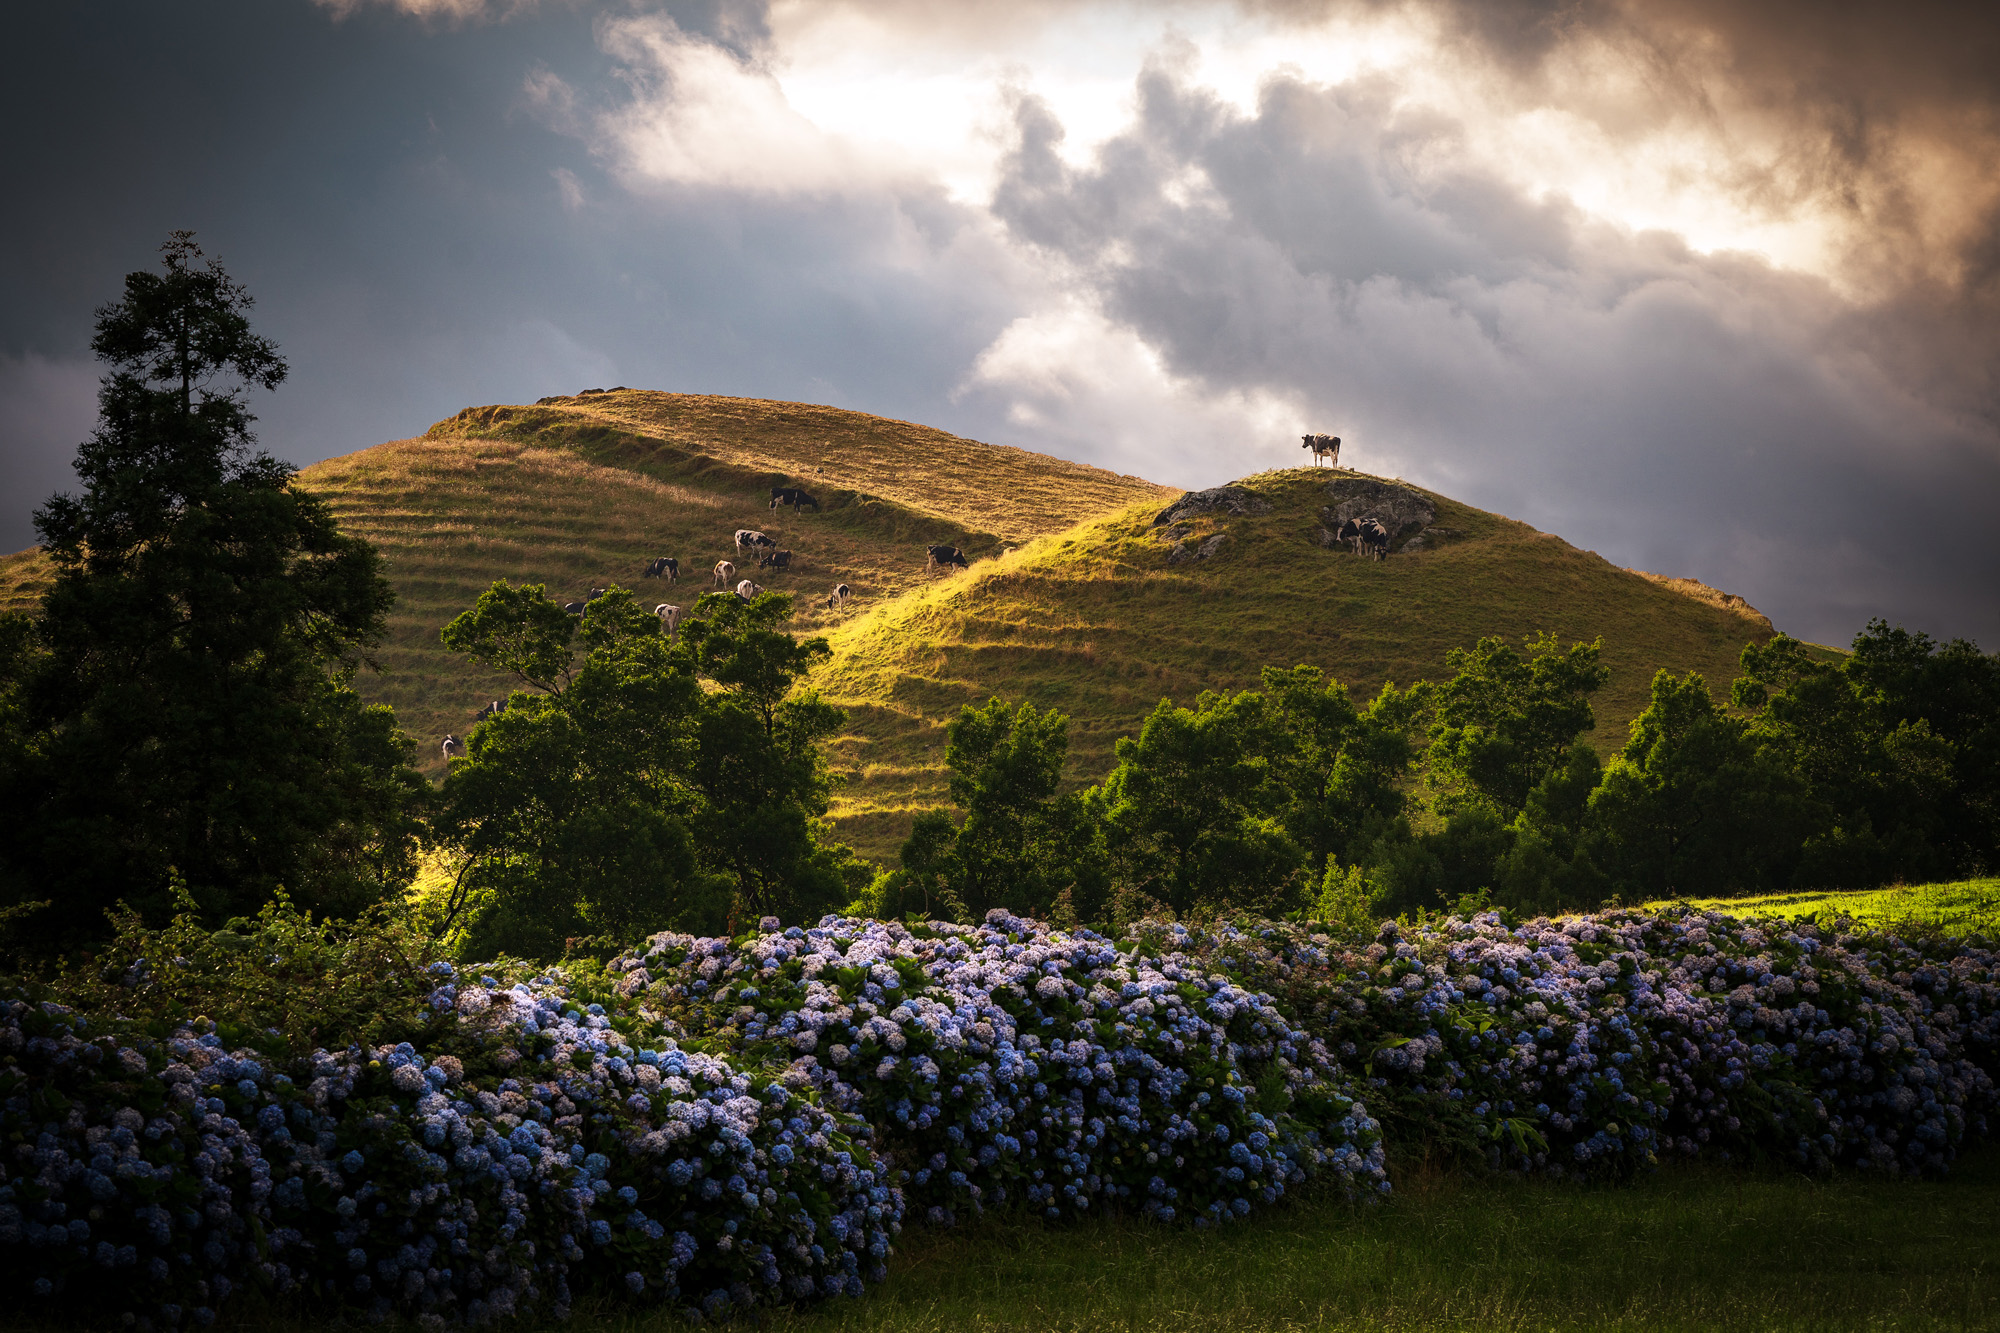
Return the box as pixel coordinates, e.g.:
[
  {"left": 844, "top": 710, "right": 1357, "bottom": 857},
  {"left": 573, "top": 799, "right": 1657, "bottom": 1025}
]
[
  {"left": 1669, "top": 878, "right": 2000, "bottom": 938},
  {"left": 552, "top": 1154, "right": 2000, "bottom": 1333}
]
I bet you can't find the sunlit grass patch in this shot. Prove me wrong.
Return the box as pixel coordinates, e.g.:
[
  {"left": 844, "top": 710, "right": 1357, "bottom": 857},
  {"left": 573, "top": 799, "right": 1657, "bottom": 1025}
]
[
  {"left": 811, "top": 468, "right": 1782, "bottom": 862},
  {"left": 1662, "top": 878, "right": 2000, "bottom": 938}
]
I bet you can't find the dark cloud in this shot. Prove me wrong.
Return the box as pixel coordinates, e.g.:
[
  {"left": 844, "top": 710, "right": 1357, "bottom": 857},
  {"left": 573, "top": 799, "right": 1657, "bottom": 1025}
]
[
  {"left": 982, "top": 58, "right": 2000, "bottom": 648},
  {"left": 0, "top": 0, "right": 1019, "bottom": 550},
  {"left": 4, "top": 0, "right": 1995, "bottom": 654}
]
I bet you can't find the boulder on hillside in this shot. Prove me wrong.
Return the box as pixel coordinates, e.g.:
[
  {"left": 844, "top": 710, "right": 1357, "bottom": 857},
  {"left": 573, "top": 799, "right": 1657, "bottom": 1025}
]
[
  {"left": 1153, "top": 485, "right": 1272, "bottom": 533},
  {"left": 1320, "top": 478, "right": 1436, "bottom": 552}
]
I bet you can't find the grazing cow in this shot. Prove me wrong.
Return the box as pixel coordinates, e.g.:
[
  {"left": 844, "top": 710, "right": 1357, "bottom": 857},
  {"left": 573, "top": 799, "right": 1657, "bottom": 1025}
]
[
  {"left": 769, "top": 487, "right": 821, "bottom": 512},
  {"left": 713, "top": 559, "right": 736, "bottom": 589},
  {"left": 1358, "top": 517, "right": 1391, "bottom": 560},
  {"left": 734, "top": 528, "right": 776, "bottom": 555},
  {"left": 643, "top": 557, "right": 679, "bottom": 582},
  {"left": 925, "top": 544, "right": 969, "bottom": 573},
  {"left": 758, "top": 548, "right": 793, "bottom": 570},
  {"left": 655, "top": 604, "right": 681, "bottom": 640},
  {"left": 562, "top": 601, "right": 586, "bottom": 616},
  {"left": 589, "top": 586, "right": 607, "bottom": 601},
  {"left": 441, "top": 734, "right": 465, "bottom": 760},
  {"left": 736, "top": 579, "right": 763, "bottom": 601},
  {"left": 474, "top": 698, "right": 506, "bottom": 722},
  {"left": 1301, "top": 433, "right": 1341, "bottom": 468},
  {"left": 825, "top": 582, "right": 852, "bottom": 609}
]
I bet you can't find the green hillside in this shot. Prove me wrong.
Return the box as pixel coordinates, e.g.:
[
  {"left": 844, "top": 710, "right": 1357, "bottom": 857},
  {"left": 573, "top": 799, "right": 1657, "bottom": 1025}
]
[
  {"left": 1, "top": 391, "right": 1785, "bottom": 866},
  {"left": 286, "top": 394, "right": 1167, "bottom": 781},
  {"left": 815, "top": 468, "right": 1779, "bottom": 860}
]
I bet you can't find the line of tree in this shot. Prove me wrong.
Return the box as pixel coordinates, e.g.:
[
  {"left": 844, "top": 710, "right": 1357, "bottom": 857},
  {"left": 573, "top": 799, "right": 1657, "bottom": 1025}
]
[
  {"left": 881, "top": 625, "right": 1998, "bottom": 929},
  {"left": 3, "top": 235, "right": 1994, "bottom": 961}
]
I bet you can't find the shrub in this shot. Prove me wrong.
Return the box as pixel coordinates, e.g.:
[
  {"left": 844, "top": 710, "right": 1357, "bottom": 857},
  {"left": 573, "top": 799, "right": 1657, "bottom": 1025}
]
[
  {"left": 614, "top": 911, "right": 1388, "bottom": 1228},
  {"left": 1173, "top": 908, "right": 1999, "bottom": 1177},
  {"left": 3, "top": 900, "right": 1997, "bottom": 1328},
  {"left": 0, "top": 961, "right": 893, "bottom": 1327}
]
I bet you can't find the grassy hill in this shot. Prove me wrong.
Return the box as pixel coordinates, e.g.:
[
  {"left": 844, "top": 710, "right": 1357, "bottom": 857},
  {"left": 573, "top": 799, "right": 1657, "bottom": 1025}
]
[
  {"left": 814, "top": 467, "right": 1778, "bottom": 859},
  {"left": 0, "top": 390, "right": 1784, "bottom": 865}
]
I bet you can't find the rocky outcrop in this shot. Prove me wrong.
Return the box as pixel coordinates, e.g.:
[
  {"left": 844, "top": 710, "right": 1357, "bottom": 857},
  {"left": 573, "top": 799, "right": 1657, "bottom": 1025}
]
[
  {"left": 1165, "top": 533, "right": 1230, "bottom": 565},
  {"left": 1153, "top": 485, "right": 1271, "bottom": 531},
  {"left": 1319, "top": 477, "right": 1437, "bottom": 553}
]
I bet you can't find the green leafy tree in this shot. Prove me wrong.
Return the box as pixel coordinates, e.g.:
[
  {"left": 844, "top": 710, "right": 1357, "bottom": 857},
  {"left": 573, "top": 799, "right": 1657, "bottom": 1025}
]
[
  {"left": 434, "top": 584, "right": 862, "bottom": 956},
  {"left": 1089, "top": 692, "right": 1301, "bottom": 918},
  {"left": 1258, "top": 665, "right": 1423, "bottom": 870},
  {"left": 0, "top": 233, "right": 423, "bottom": 945},
  {"left": 1734, "top": 623, "right": 1999, "bottom": 885},
  {"left": 1587, "top": 670, "right": 1812, "bottom": 899},
  {"left": 890, "top": 699, "right": 1107, "bottom": 923},
  {"left": 1425, "top": 632, "right": 1611, "bottom": 817},
  {"left": 1491, "top": 745, "right": 1609, "bottom": 916}
]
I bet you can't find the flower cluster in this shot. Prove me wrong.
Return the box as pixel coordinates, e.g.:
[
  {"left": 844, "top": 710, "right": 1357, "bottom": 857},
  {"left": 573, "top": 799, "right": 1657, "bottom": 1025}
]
[
  {"left": 616, "top": 911, "right": 1387, "bottom": 1229},
  {"left": 5, "top": 903, "right": 1993, "bottom": 1327},
  {"left": 0, "top": 965, "right": 893, "bottom": 1328},
  {"left": 1160, "top": 909, "right": 1999, "bottom": 1178}
]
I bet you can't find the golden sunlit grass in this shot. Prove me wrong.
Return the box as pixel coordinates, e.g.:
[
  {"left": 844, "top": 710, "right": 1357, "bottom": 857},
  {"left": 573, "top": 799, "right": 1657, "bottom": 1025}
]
[
  {"left": 0, "top": 546, "right": 53, "bottom": 615},
  {"left": 6, "top": 399, "right": 1783, "bottom": 865},
  {"left": 538, "top": 388, "right": 1176, "bottom": 546},
  {"left": 814, "top": 468, "right": 1777, "bottom": 861}
]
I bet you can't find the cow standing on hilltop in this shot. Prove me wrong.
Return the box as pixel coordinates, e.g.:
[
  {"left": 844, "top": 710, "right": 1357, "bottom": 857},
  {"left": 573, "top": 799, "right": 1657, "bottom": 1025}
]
[{"left": 1302, "top": 434, "right": 1341, "bottom": 468}]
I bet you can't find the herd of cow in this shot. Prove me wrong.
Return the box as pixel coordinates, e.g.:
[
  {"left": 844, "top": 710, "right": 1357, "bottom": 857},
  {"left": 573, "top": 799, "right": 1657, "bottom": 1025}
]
[
  {"left": 1331, "top": 515, "right": 1395, "bottom": 560},
  {"left": 441, "top": 484, "right": 972, "bottom": 760}
]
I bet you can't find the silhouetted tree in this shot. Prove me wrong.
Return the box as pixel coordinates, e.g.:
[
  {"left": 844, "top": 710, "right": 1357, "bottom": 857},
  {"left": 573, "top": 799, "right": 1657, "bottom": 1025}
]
[{"left": 0, "top": 233, "right": 423, "bottom": 945}]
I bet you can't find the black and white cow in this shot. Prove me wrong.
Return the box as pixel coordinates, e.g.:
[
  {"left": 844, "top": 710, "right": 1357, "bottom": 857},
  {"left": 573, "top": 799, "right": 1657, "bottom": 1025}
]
[{"left": 1301, "top": 434, "right": 1341, "bottom": 468}]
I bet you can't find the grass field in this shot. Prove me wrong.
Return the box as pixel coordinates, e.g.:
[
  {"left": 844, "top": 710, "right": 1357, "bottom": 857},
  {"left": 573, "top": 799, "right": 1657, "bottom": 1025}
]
[
  {"left": 177, "top": 1151, "right": 1998, "bottom": 1333},
  {"left": 1, "top": 391, "right": 1789, "bottom": 864},
  {"left": 1666, "top": 878, "right": 2000, "bottom": 938}
]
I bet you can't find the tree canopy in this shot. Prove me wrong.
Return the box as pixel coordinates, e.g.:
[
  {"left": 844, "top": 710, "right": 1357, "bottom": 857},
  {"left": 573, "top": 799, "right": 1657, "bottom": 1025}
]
[
  {"left": 0, "top": 234, "right": 423, "bottom": 945},
  {"left": 430, "top": 583, "right": 866, "bottom": 955}
]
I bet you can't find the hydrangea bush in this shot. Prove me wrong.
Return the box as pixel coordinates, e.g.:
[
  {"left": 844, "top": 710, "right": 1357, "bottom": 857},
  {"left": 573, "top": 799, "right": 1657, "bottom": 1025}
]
[
  {"left": 1163, "top": 908, "right": 1999, "bottom": 1178},
  {"left": 610, "top": 912, "right": 1388, "bottom": 1229},
  {"left": 0, "top": 969, "right": 892, "bottom": 1328},
  {"left": 2, "top": 904, "right": 1995, "bottom": 1327}
]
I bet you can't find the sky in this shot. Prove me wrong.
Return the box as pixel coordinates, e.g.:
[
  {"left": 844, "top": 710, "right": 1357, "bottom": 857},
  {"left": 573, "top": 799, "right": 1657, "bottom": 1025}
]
[{"left": 3, "top": 0, "right": 1997, "bottom": 649}]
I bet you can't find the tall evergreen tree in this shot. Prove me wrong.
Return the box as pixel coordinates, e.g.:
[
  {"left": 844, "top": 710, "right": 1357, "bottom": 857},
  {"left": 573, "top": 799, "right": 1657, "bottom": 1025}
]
[{"left": 0, "top": 233, "right": 422, "bottom": 943}]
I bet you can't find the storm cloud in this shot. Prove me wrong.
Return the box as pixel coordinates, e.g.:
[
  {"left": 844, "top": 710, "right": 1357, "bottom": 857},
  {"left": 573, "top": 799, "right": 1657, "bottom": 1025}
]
[{"left": 2, "top": 0, "right": 1995, "bottom": 647}]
